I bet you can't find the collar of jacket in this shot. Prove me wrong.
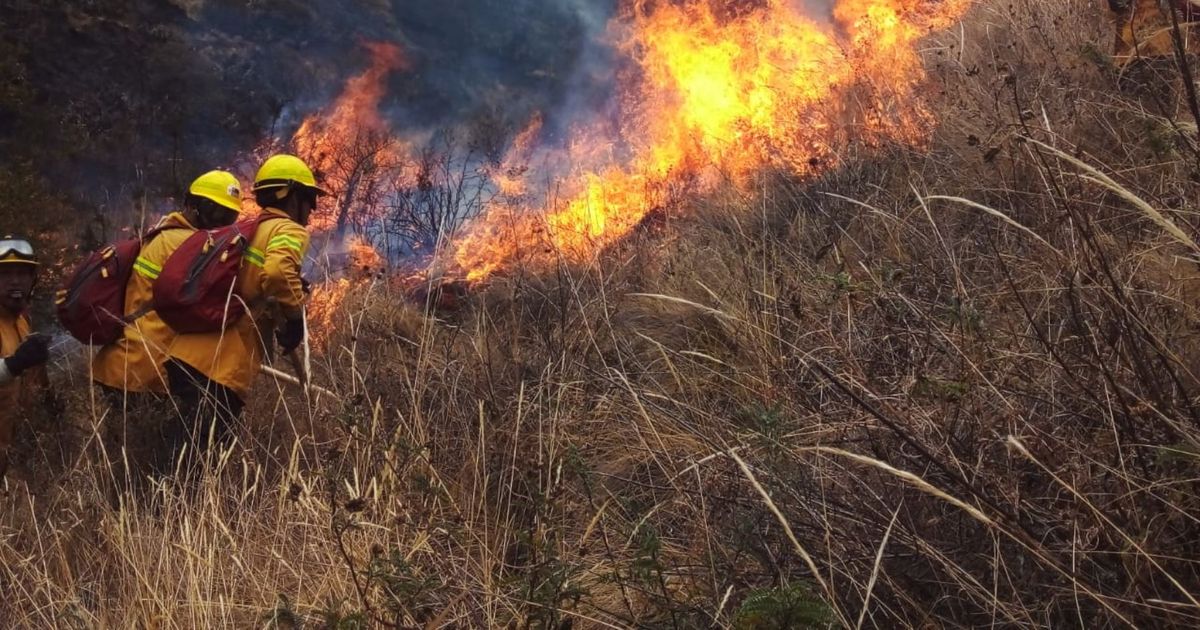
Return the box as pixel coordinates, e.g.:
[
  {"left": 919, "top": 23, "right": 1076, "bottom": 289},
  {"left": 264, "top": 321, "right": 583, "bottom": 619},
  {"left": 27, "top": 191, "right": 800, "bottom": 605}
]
[
  {"left": 157, "top": 211, "right": 197, "bottom": 231},
  {"left": 260, "top": 207, "right": 294, "bottom": 222}
]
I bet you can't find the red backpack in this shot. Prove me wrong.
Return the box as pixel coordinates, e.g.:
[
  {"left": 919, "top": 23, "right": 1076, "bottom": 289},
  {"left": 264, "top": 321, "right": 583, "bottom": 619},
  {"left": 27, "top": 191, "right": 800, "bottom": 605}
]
[
  {"left": 56, "top": 225, "right": 173, "bottom": 345},
  {"left": 152, "top": 214, "right": 280, "bottom": 334}
]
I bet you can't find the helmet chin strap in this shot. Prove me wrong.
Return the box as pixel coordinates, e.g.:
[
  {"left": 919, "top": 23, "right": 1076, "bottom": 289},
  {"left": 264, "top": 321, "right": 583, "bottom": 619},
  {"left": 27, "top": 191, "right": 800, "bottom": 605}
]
[{"left": 270, "top": 184, "right": 311, "bottom": 225}]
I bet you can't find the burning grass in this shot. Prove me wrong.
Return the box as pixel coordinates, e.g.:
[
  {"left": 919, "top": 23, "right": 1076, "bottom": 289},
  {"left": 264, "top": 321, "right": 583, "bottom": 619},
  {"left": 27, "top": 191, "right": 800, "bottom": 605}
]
[
  {"left": 6, "top": 0, "right": 1200, "bottom": 627},
  {"left": 449, "top": 0, "right": 973, "bottom": 282}
]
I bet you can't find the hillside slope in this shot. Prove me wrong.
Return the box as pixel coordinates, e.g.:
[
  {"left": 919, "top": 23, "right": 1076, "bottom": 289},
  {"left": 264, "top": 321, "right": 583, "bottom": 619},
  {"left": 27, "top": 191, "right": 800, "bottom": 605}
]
[{"left": 4, "top": 1, "right": 1200, "bottom": 628}]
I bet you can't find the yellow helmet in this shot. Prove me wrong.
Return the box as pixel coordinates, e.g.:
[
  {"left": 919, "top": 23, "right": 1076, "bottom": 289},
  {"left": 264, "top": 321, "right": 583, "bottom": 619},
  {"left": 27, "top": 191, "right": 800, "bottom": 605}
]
[
  {"left": 188, "top": 170, "right": 244, "bottom": 213},
  {"left": 253, "top": 154, "right": 329, "bottom": 196},
  {"left": 0, "top": 236, "right": 37, "bottom": 267}
]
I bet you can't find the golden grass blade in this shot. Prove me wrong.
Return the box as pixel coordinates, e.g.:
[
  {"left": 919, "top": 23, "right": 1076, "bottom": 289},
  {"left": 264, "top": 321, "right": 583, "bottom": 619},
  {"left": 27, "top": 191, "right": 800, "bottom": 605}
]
[
  {"left": 856, "top": 504, "right": 900, "bottom": 630},
  {"left": 797, "top": 446, "right": 1138, "bottom": 627},
  {"left": 1024, "top": 137, "right": 1200, "bottom": 254},
  {"left": 1007, "top": 437, "right": 1200, "bottom": 611},
  {"left": 925, "top": 195, "right": 1062, "bottom": 255},
  {"left": 628, "top": 293, "right": 736, "bottom": 321},
  {"left": 730, "top": 450, "right": 851, "bottom": 628}
]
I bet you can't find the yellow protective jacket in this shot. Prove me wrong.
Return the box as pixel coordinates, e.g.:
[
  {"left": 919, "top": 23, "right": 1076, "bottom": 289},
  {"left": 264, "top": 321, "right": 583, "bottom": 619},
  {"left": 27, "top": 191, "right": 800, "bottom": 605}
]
[
  {"left": 167, "top": 207, "right": 309, "bottom": 398},
  {"left": 0, "top": 310, "right": 47, "bottom": 460},
  {"left": 92, "top": 212, "right": 196, "bottom": 393}
]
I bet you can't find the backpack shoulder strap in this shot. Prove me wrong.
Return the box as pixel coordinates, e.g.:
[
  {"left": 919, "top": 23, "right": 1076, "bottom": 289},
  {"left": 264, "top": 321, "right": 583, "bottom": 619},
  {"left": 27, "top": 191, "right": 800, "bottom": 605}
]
[
  {"left": 123, "top": 305, "right": 154, "bottom": 324},
  {"left": 240, "top": 211, "right": 290, "bottom": 242},
  {"left": 141, "top": 226, "right": 168, "bottom": 242},
  {"left": 121, "top": 221, "right": 196, "bottom": 324},
  {"left": 253, "top": 211, "right": 288, "bottom": 228},
  {"left": 142, "top": 220, "right": 191, "bottom": 242}
]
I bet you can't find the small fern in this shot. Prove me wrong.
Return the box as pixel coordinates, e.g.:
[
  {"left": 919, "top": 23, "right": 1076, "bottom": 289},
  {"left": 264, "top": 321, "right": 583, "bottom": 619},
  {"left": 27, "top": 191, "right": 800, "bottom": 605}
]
[{"left": 734, "top": 583, "right": 833, "bottom": 629}]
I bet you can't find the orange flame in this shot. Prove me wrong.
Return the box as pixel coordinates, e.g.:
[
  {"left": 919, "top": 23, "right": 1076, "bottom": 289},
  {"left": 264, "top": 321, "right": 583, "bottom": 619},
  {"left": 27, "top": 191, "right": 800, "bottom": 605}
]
[
  {"left": 279, "top": 42, "right": 407, "bottom": 348},
  {"left": 293, "top": 41, "right": 409, "bottom": 233},
  {"left": 295, "top": 41, "right": 407, "bottom": 175},
  {"left": 281, "top": 0, "right": 972, "bottom": 328},
  {"left": 451, "top": 0, "right": 971, "bottom": 281},
  {"left": 306, "top": 278, "right": 351, "bottom": 350},
  {"left": 348, "top": 234, "right": 384, "bottom": 272},
  {"left": 491, "top": 113, "right": 544, "bottom": 198},
  {"left": 303, "top": 236, "right": 383, "bottom": 350}
]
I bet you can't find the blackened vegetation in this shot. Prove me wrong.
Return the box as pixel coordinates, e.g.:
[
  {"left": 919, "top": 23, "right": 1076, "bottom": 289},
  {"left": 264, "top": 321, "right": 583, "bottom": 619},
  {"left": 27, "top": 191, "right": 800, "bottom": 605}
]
[{"left": 0, "top": 0, "right": 612, "bottom": 243}]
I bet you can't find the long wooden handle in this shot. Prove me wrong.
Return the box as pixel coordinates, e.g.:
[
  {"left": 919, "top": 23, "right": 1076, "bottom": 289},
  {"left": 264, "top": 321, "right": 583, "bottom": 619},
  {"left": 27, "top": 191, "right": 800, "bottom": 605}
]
[{"left": 260, "top": 364, "right": 335, "bottom": 398}]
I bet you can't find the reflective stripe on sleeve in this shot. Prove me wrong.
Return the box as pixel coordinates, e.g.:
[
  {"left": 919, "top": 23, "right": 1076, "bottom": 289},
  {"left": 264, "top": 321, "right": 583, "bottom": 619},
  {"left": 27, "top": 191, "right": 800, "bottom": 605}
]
[
  {"left": 267, "top": 235, "right": 305, "bottom": 254},
  {"left": 245, "top": 247, "right": 266, "bottom": 268},
  {"left": 134, "top": 256, "right": 162, "bottom": 280}
]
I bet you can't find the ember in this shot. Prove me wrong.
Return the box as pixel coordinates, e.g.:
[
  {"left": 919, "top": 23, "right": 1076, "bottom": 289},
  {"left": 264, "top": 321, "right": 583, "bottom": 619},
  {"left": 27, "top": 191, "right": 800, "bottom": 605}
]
[
  {"left": 306, "top": 279, "right": 353, "bottom": 350},
  {"left": 348, "top": 235, "right": 384, "bottom": 274},
  {"left": 400, "top": 275, "right": 471, "bottom": 315}
]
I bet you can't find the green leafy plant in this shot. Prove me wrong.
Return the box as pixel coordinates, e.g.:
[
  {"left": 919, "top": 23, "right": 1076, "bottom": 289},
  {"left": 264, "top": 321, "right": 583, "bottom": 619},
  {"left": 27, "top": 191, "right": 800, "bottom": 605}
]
[
  {"left": 313, "top": 596, "right": 368, "bottom": 630},
  {"left": 734, "top": 583, "right": 833, "bottom": 629}
]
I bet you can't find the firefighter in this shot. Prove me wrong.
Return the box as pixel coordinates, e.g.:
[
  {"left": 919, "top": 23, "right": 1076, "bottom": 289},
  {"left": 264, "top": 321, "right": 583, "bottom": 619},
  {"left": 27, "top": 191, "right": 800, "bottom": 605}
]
[
  {"left": 91, "top": 171, "right": 242, "bottom": 479},
  {"left": 92, "top": 170, "right": 243, "bottom": 403},
  {"left": 164, "top": 155, "right": 319, "bottom": 462},
  {"left": 0, "top": 237, "right": 50, "bottom": 480}
]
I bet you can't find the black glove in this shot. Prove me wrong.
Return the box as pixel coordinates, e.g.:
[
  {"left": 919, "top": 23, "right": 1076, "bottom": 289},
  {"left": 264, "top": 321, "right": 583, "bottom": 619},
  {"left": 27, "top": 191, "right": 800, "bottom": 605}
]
[
  {"left": 276, "top": 317, "right": 305, "bottom": 354},
  {"left": 6, "top": 333, "right": 49, "bottom": 376},
  {"left": 301, "top": 277, "right": 312, "bottom": 296}
]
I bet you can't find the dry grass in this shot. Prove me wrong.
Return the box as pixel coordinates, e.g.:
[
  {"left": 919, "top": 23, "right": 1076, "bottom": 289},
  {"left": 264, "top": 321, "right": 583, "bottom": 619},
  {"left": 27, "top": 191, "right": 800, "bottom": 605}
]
[{"left": 4, "top": 0, "right": 1200, "bottom": 627}]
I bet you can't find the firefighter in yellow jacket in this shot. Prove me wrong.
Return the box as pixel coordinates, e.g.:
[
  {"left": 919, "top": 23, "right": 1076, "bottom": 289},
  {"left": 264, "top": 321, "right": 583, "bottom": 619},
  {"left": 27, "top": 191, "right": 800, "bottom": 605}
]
[
  {"left": 165, "top": 155, "right": 319, "bottom": 455},
  {"left": 0, "top": 237, "right": 49, "bottom": 479},
  {"left": 92, "top": 171, "right": 243, "bottom": 403}
]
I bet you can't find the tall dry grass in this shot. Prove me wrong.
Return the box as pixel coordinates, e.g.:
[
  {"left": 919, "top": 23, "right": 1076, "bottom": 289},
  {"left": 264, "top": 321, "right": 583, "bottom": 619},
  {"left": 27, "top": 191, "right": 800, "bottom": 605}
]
[{"left": 4, "top": 0, "right": 1200, "bottom": 627}]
